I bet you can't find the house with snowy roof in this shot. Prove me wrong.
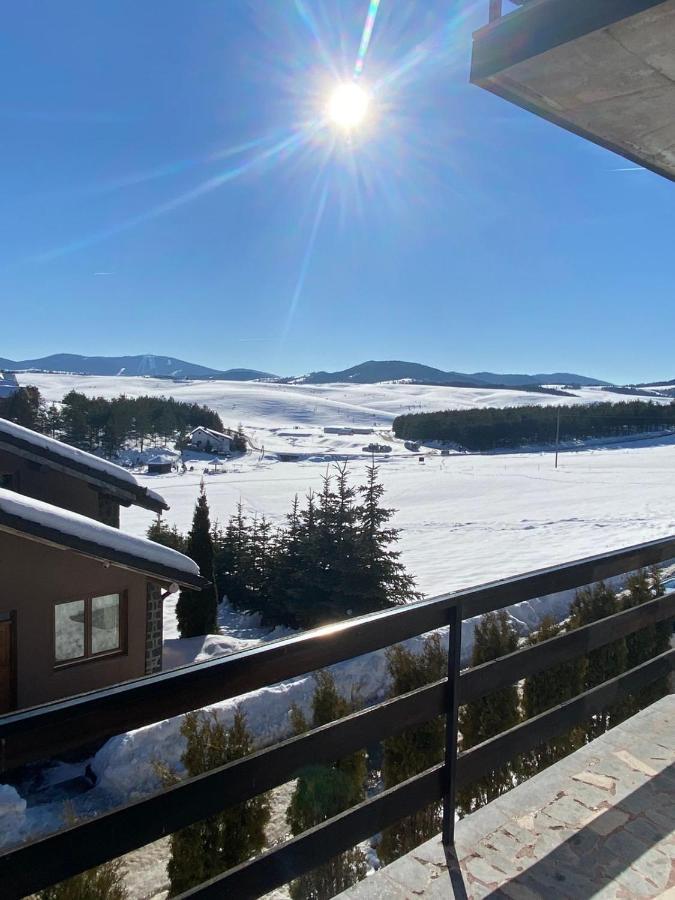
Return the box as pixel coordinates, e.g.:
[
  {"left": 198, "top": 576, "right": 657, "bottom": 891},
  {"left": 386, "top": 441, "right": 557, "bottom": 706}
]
[
  {"left": 187, "top": 426, "right": 232, "bottom": 454},
  {"left": 0, "top": 418, "right": 168, "bottom": 527},
  {"left": 0, "top": 487, "right": 207, "bottom": 713}
]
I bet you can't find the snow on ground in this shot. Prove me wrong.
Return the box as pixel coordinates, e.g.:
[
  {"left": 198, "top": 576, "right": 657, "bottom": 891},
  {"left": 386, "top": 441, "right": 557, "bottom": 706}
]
[
  {"left": 6, "top": 373, "right": 675, "bottom": 893},
  {"left": 20, "top": 372, "right": 664, "bottom": 460}
]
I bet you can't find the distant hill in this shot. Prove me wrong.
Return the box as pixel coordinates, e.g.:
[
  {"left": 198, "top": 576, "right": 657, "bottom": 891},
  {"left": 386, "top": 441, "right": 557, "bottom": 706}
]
[
  {"left": 297, "top": 360, "right": 610, "bottom": 388},
  {"left": 0, "top": 353, "right": 611, "bottom": 387},
  {"left": 0, "top": 354, "right": 275, "bottom": 381}
]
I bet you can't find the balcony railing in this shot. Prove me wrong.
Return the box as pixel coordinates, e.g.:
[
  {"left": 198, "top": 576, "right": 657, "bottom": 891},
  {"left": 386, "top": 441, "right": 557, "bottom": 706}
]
[{"left": 1, "top": 535, "right": 674, "bottom": 899}]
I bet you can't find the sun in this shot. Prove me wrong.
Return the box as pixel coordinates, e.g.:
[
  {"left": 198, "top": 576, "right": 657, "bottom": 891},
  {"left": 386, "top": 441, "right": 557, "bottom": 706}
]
[{"left": 327, "top": 82, "right": 371, "bottom": 130}]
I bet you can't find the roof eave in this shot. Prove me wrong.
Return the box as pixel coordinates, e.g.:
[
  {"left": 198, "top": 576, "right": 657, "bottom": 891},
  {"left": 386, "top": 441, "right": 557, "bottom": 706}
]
[
  {"left": 0, "top": 512, "right": 205, "bottom": 590},
  {"left": 0, "top": 432, "right": 168, "bottom": 513}
]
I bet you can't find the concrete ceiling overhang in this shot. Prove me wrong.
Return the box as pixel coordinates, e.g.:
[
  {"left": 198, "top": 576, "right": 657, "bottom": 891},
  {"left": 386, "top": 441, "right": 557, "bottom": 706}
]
[{"left": 471, "top": 0, "right": 675, "bottom": 181}]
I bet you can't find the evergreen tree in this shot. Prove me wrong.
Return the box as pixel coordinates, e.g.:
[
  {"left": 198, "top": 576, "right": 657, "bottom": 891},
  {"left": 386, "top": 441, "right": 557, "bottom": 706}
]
[
  {"left": 147, "top": 518, "right": 186, "bottom": 553},
  {"left": 521, "top": 616, "right": 584, "bottom": 775},
  {"left": 354, "top": 463, "right": 420, "bottom": 615},
  {"left": 569, "top": 582, "right": 627, "bottom": 740},
  {"left": 0, "top": 385, "right": 43, "bottom": 430},
  {"left": 287, "top": 672, "right": 367, "bottom": 900},
  {"left": 457, "top": 611, "right": 521, "bottom": 815},
  {"left": 37, "top": 861, "right": 129, "bottom": 900},
  {"left": 176, "top": 486, "right": 218, "bottom": 637},
  {"left": 379, "top": 634, "right": 447, "bottom": 865},
  {"left": 231, "top": 424, "right": 247, "bottom": 453},
  {"left": 621, "top": 569, "right": 671, "bottom": 710},
  {"left": 214, "top": 502, "right": 255, "bottom": 612},
  {"left": 166, "top": 710, "right": 270, "bottom": 896}
]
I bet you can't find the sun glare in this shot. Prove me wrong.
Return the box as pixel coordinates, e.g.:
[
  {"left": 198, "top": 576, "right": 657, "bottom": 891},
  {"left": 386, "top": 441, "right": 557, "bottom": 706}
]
[{"left": 327, "top": 82, "right": 371, "bottom": 130}]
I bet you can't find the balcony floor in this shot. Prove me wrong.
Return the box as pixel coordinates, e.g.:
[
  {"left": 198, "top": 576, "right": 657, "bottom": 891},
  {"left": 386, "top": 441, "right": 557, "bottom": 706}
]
[{"left": 339, "top": 695, "right": 675, "bottom": 899}]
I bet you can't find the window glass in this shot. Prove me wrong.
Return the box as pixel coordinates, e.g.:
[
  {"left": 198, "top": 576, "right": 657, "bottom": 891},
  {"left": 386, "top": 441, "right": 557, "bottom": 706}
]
[
  {"left": 55, "top": 600, "right": 86, "bottom": 662},
  {"left": 91, "top": 594, "right": 120, "bottom": 654}
]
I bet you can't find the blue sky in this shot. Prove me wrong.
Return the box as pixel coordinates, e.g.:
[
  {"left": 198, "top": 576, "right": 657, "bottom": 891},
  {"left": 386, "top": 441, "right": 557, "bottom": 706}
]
[{"left": 1, "top": 0, "right": 673, "bottom": 383}]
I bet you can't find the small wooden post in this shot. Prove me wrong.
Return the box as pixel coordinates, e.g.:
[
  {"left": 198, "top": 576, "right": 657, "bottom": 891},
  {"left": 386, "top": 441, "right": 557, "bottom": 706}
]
[{"left": 489, "top": 0, "right": 502, "bottom": 22}]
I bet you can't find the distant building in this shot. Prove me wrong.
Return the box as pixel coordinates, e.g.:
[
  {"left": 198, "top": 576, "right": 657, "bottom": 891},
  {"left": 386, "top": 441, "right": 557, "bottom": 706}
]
[
  {"left": 188, "top": 426, "right": 233, "bottom": 454},
  {"left": 0, "top": 372, "right": 19, "bottom": 400},
  {"left": 323, "top": 426, "right": 373, "bottom": 436},
  {"left": 147, "top": 455, "right": 174, "bottom": 475}
]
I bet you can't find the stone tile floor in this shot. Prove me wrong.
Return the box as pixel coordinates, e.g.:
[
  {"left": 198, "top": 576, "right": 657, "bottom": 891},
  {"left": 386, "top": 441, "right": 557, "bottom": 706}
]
[{"left": 339, "top": 695, "right": 675, "bottom": 899}]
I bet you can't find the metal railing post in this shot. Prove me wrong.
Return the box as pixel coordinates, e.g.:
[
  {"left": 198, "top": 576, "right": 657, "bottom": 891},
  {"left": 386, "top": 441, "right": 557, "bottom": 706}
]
[{"left": 442, "top": 603, "right": 462, "bottom": 846}]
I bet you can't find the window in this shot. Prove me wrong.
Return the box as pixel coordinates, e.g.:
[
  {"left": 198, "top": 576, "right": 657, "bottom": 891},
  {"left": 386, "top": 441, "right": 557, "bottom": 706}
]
[{"left": 54, "top": 592, "right": 125, "bottom": 664}]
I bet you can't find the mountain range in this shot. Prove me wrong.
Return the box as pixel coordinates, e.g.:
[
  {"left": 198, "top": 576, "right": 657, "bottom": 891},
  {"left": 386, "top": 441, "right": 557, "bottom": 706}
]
[
  {"left": 0, "top": 353, "right": 611, "bottom": 387},
  {"left": 294, "top": 360, "right": 610, "bottom": 387},
  {"left": 0, "top": 354, "right": 273, "bottom": 381}
]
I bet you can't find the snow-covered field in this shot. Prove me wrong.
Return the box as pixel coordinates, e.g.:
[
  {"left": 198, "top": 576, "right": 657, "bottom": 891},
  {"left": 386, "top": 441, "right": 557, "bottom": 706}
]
[
  {"left": 6, "top": 373, "right": 675, "bottom": 895},
  {"left": 22, "top": 372, "right": 675, "bottom": 596}
]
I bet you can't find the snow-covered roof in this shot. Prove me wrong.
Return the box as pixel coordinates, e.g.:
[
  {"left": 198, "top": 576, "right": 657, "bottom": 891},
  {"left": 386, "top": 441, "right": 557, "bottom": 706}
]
[
  {"left": 189, "top": 426, "right": 231, "bottom": 441},
  {"left": 147, "top": 454, "right": 175, "bottom": 465},
  {"left": 0, "top": 487, "right": 204, "bottom": 588},
  {"left": 0, "top": 418, "right": 168, "bottom": 513}
]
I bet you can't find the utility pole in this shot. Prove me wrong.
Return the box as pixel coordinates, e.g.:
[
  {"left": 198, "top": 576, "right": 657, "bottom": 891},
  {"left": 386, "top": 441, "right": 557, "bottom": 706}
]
[{"left": 554, "top": 408, "right": 561, "bottom": 469}]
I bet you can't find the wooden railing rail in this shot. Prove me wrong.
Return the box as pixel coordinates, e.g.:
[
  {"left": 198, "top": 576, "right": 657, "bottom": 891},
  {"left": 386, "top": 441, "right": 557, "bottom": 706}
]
[
  {"left": 0, "top": 536, "right": 673, "bottom": 898},
  {"left": 2, "top": 533, "right": 674, "bottom": 772}
]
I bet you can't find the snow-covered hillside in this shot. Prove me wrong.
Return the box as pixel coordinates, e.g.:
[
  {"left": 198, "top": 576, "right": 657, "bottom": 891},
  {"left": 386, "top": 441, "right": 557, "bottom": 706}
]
[{"left": 20, "top": 372, "right": 675, "bottom": 596}]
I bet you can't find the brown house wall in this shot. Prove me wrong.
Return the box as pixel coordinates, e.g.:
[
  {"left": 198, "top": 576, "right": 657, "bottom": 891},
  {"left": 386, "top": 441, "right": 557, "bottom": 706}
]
[
  {"left": 0, "top": 449, "right": 121, "bottom": 525},
  {"left": 0, "top": 531, "right": 150, "bottom": 708}
]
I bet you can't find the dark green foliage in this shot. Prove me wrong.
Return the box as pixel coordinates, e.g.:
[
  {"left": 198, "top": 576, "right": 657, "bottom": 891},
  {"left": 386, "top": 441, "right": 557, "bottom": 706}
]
[
  {"left": 393, "top": 400, "right": 675, "bottom": 452},
  {"left": 379, "top": 634, "right": 447, "bottom": 865},
  {"left": 287, "top": 672, "right": 368, "bottom": 900},
  {"left": 166, "top": 709, "right": 270, "bottom": 896},
  {"left": 214, "top": 464, "right": 419, "bottom": 629},
  {"left": 621, "top": 569, "right": 671, "bottom": 710},
  {"left": 521, "top": 616, "right": 584, "bottom": 774},
  {"left": 37, "top": 860, "right": 129, "bottom": 900},
  {"left": 146, "top": 518, "right": 187, "bottom": 553},
  {"left": 230, "top": 424, "right": 247, "bottom": 453},
  {"left": 457, "top": 611, "right": 521, "bottom": 815},
  {"left": 176, "top": 486, "right": 219, "bottom": 637},
  {"left": 0, "top": 385, "right": 43, "bottom": 430},
  {"left": 56, "top": 390, "right": 222, "bottom": 453},
  {"left": 569, "top": 582, "right": 627, "bottom": 740}
]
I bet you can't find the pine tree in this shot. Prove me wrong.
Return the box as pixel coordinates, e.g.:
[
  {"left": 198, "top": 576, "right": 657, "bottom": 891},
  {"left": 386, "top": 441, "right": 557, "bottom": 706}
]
[
  {"left": 354, "top": 463, "right": 420, "bottom": 616},
  {"left": 621, "top": 569, "right": 671, "bottom": 710},
  {"left": 379, "top": 634, "right": 447, "bottom": 865},
  {"left": 166, "top": 710, "right": 270, "bottom": 896},
  {"left": 569, "top": 582, "right": 627, "bottom": 740},
  {"left": 287, "top": 672, "right": 367, "bottom": 900},
  {"left": 37, "top": 861, "right": 129, "bottom": 900},
  {"left": 0, "top": 385, "right": 43, "bottom": 430},
  {"left": 521, "top": 616, "right": 584, "bottom": 775},
  {"left": 176, "top": 485, "right": 218, "bottom": 637},
  {"left": 231, "top": 424, "right": 247, "bottom": 453},
  {"left": 457, "top": 611, "right": 521, "bottom": 815},
  {"left": 146, "top": 519, "right": 186, "bottom": 553}
]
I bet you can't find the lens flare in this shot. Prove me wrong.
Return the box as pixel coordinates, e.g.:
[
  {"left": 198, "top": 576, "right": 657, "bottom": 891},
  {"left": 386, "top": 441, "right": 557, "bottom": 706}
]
[{"left": 327, "top": 82, "right": 370, "bottom": 130}]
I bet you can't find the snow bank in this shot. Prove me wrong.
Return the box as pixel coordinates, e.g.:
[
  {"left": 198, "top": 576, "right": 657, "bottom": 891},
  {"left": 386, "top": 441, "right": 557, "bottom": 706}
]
[{"left": 0, "top": 488, "right": 199, "bottom": 577}]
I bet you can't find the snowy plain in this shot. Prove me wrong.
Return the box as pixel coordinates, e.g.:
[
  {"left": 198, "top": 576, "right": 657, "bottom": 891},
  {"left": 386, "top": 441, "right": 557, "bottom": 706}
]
[{"left": 5, "top": 372, "right": 675, "bottom": 895}]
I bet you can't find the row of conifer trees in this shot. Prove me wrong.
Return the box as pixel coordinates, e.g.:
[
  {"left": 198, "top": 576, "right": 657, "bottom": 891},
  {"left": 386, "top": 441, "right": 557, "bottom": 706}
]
[
  {"left": 0, "top": 385, "right": 225, "bottom": 455},
  {"left": 150, "top": 462, "right": 420, "bottom": 636}
]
